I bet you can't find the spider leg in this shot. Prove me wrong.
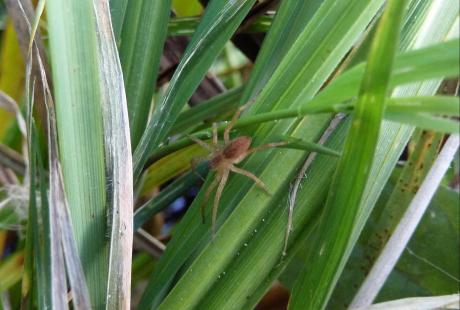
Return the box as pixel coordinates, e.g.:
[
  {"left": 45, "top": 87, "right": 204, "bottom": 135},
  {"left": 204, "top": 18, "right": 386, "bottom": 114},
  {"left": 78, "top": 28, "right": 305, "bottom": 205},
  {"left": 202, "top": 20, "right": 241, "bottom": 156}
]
[
  {"left": 187, "top": 134, "right": 215, "bottom": 151},
  {"left": 247, "top": 141, "right": 288, "bottom": 155},
  {"left": 224, "top": 99, "right": 255, "bottom": 144},
  {"left": 229, "top": 165, "right": 270, "bottom": 195},
  {"left": 212, "top": 170, "right": 229, "bottom": 236},
  {"left": 212, "top": 122, "right": 218, "bottom": 146},
  {"left": 190, "top": 157, "right": 208, "bottom": 181},
  {"left": 201, "top": 173, "right": 220, "bottom": 223}
]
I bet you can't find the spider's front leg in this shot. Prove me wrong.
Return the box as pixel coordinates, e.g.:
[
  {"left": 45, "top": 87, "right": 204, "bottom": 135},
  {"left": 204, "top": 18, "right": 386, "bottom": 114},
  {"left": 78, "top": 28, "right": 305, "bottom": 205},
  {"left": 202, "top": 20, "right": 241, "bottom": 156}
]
[
  {"left": 223, "top": 100, "right": 254, "bottom": 144},
  {"left": 247, "top": 141, "right": 288, "bottom": 155},
  {"left": 187, "top": 134, "right": 216, "bottom": 151},
  {"left": 190, "top": 157, "right": 208, "bottom": 181}
]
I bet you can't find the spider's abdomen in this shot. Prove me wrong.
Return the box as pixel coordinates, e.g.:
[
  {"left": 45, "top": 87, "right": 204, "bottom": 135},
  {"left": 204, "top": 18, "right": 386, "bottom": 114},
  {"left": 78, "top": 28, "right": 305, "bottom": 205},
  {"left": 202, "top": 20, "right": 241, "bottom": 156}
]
[{"left": 223, "top": 136, "right": 252, "bottom": 161}]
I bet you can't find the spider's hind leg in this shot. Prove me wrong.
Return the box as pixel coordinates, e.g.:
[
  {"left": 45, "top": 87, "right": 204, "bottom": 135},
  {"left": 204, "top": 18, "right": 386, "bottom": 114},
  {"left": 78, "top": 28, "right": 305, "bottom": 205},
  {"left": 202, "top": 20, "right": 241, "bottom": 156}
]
[
  {"left": 229, "top": 165, "right": 270, "bottom": 195},
  {"left": 190, "top": 157, "right": 208, "bottom": 181},
  {"left": 212, "top": 170, "right": 229, "bottom": 236},
  {"left": 201, "top": 174, "right": 220, "bottom": 223}
]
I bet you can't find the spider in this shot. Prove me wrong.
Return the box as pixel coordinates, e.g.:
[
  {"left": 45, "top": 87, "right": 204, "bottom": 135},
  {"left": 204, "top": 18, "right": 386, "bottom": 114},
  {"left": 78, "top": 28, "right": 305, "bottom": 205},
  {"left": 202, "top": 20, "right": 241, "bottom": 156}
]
[{"left": 188, "top": 102, "right": 287, "bottom": 234}]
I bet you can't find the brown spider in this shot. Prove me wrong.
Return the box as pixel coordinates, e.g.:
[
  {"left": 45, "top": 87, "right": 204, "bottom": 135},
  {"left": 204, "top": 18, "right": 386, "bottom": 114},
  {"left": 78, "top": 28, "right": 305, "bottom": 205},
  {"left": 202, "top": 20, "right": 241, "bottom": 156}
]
[{"left": 189, "top": 102, "right": 287, "bottom": 234}]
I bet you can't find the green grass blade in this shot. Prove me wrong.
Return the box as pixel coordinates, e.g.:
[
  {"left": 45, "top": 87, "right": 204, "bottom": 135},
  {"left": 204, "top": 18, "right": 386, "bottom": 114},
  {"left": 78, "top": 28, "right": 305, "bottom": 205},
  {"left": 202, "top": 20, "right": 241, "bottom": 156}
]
[
  {"left": 276, "top": 136, "right": 342, "bottom": 157},
  {"left": 386, "top": 96, "right": 460, "bottom": 116},
  {"left": 24, "top": 53, "right": 58, "bottom": 309},
  {"left": 132, "top": 0, "right": 256, "bottom": 182},
  {"left": 45, "top": 0, "right": 108, "bottom": 307},
  {"left": 140, "top": 144, "right": 208, "bottom": 195},
  {"left": 387, "top": 113, "right": 459, "bottom": 133},
  {"left": 167, "top": 15, "right": 273, "bottom": 37},
  {"left": 93, "top": 1, "right": 133, "bottom": 308},
  {"left": 288, "top": 0, "right": 410, "bottom": 308},
  {"left": 48, "top": 107, "right": 91, "bottom": 309},
  {"left": 119, "top": 0, "right": 171, "bottom": 147},
  {"left": 240, "top": 0, "right": 324, "bottom": 102},
  {"left": 304, "top": 39, "right": 459, "bottom": 111},
  {"left": 233, "top": 96, "right": 460, "bottom": 129},
  {"left": 108, "top": 0, "right": 128, "bottom": 44},
  {"left": 22, "top": 127, "right": 44, "bottom": 308},
  {"left": 27, "top": 0, "right": 45, "bottom": 54},
  {"left": 30, "top": 11, "right": 94, "bottom": 306},
  {"left": 171, "top": 86, "right": 243, "bottom": 135}
]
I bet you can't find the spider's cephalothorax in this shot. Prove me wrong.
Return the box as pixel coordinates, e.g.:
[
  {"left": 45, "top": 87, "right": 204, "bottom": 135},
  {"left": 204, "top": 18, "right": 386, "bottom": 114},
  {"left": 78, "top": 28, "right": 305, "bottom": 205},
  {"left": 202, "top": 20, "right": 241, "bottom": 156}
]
[
  {"left": 211, "top": 136, "right": 252, "bottom": 169},
  {"left": 189, "top": 103, "right": 287, "bottom": 234}
]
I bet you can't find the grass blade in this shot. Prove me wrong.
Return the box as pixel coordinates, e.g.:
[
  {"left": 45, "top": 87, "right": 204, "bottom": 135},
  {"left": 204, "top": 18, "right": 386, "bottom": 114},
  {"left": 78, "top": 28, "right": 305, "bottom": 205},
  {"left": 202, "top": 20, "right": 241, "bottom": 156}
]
[
  {"left": 386, "top": 96, "right": 460, "bottom": 115},
  {"left": 289, "top": 0, "right": 409, "bottom": 308},
  {"left": 171, "top": 86, "right": 243, "bottom": 135},
  {"left": 240, "top": 0, "right": 324, "bottom": 102},
  {"left": 387, "top": 112, "right": 459, "bottom": 133},
  {"left": 93, "top": 0, "right": 133, "bottom": 308},
  {"left": 49, "top": 108, "right": 91, "bottom": 309},
  {"left": 140, "top": 144, "right": 208, "bottom": 194},
  {"left": 23, "top": 41, "right": 57, "bottom": 308},
  {"left": 303, "top": 39, "right": 459, "bottom": 112},
  {"left": 45, "top": 0, "right": 108, "bottom": 306},
  {"left": 119, "top": 0, "right": 171, "bottom": 147},
  {"left": 108, "top": 0, "right": 128, "bottom": 44},
  {"left": 27, "top": 0, "right": 45, "bottom": 54},
  {"left": 167, "top": 15, "right": 273, "bottom": 36}
]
